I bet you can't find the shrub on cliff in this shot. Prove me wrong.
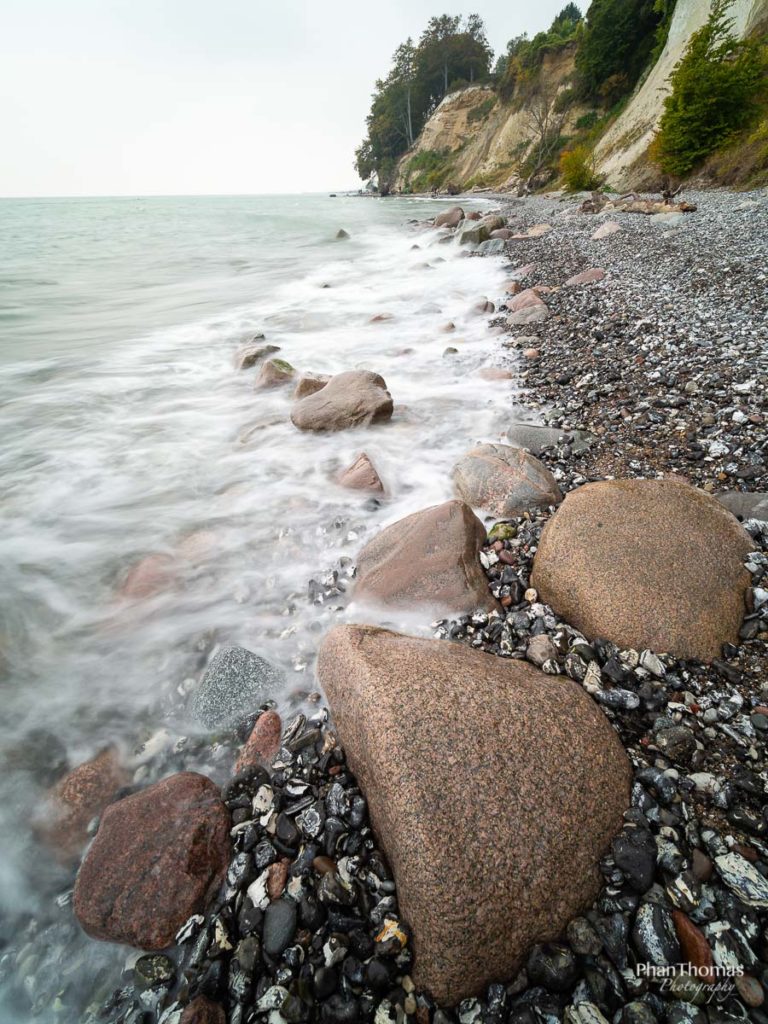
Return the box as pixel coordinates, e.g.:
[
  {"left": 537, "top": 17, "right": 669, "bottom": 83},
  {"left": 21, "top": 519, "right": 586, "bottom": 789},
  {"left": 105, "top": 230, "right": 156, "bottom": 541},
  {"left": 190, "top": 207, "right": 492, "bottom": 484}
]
[
  {"left": 559, "top": 145, "right": 603, "bottom": 191},
  {"left": 652, "top": 0, "right": 767, "bottom": 177}
]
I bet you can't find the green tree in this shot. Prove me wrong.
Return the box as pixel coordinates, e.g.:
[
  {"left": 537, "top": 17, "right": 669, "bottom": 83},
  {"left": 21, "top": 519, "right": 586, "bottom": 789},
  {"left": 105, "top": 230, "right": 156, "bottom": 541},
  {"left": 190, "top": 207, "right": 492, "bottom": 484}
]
[
  {"left": 575, "top": 0, "right": 663, "bottom": 101},
  {"left": 653, "top": 0, "right": 766, "bottom": 176}
]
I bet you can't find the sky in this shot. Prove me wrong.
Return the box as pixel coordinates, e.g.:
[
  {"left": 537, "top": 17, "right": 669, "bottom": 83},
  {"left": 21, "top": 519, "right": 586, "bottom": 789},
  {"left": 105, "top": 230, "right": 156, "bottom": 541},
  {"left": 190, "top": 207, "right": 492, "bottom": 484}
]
[{"left": 0, "top": 0, "right": 586, "bottom": 197}]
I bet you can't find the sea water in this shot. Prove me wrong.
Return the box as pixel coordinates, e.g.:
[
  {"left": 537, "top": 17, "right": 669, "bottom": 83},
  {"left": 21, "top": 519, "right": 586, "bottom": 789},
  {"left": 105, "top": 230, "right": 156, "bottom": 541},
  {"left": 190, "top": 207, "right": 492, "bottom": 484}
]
[{"left": 0, "top": 193, "right": 518, "bottom": 1020}]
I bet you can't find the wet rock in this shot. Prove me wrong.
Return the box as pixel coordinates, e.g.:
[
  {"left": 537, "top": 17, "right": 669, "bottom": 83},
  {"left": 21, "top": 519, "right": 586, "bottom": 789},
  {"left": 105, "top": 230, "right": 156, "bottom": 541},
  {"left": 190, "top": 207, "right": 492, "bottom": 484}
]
[
  {"left": 671, "top": 911, "right": 714, "bottom": 983},
  {"left": 291, "top": 370, "right": 393, "bottom": 432},
  {"left": 263, "top": 899, "right": 297, "bottom": 957},
  {"left": 612, "top": 826, "right": 656, "bottom": 893},
  {"left": 293, "top": 373, "right": 330, "bottom": 399},
  {"left": 235, "top": 342, "right": 279, "bottom": 371},
  {"left": 714, "top": 852, "right": 768, "bottom": 907},
  {"left": 353, "top": 499, "right": 499, "bottom": 616},
  {"left": 477, "top": 367, "right": 514, "bottom": 381},
  {"left": 337, "top": 452, "right": 384, "bottom": 493},
  {"left": 459, "top": 223, "right": 491, "bottom": 246},
  {"left": 119, "top": 553, "right": 176, "bottom": 599},
  {"left": 434, "top": 206, "right": 464, "bottom": 228},
  {"left": 255, "top": 358, "right": 296, "bottom": 389},
  {"left": 506, "top": 304, "right": 549, "bottom": 327},
  {"left": 336, "top": 229, "right": 350, "bottom": 239},
  {"left": 318, "top": 625, "right": 631, "bottom": 1005},
  {"left": 235, "top": 711, "right": 283, "bottom": 772},
  {"left": 655, "top": 726, "right": 696, "bottom": 764},
  {"left": 39, "top": 747, "right": 129, "bottom": 862},
  {"left": 74, "top": 772, "right": 230, "bottom": 949},
  {"left": 527, "top": 944, "right": 579, "bottom": 992},
  {"left": 191, "top": 647, "right": 285, "bottom": 729},
  {"left": 134, "top": 953, "right": 175, "bottom": 989},
  {"left": 453, "top": 444, "right": 562, "bottom": 519},
  {"left": 632, "top": 902, "right": 680, "bottom": 967},
  {"left": 531, "top": 479, "right": 753, "bottom": 662},
  {"left": 180, "top": 996, "right": 226, "bottom": 1024}
]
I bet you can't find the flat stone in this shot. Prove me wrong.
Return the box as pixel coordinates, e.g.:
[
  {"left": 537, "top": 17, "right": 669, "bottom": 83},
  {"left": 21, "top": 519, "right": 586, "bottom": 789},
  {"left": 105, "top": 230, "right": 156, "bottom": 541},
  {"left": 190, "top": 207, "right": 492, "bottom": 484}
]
[
  {"left": 453, "top": 443, "right": 562, "bottom": 517},
  {"left": 318, "top": 625, "right": 631, "bottom": 1006},
  {"left": 565, "top": 268, "right": 606, "bottom": 286},
  {"left": 458, "top": 224, "right": 490, "bottom": 246},
  {"left": 507, "top": 288, "right": 546, "bottom": 313},
  {"left": 291, "top": 370, "right": 393, "bottom": 432},
  {"left": 716, "top": 491, "right": 768, "bottom": 523},
  {"left": 353, "top": 499, "right": 498, "bottom": 616},
  {"left": 506, "top": 304, "right": 549, "bottom": 327},
  {"left": 74, "top": 772, "right": 230, "bottom": 949},
  {"left": 293, "top": 373, "right": 329, "bottom": 400},
  {"left": 503, "top": 423, "right": 595, "bottom": 457},
  {"left": 591, "top": 221, "right": 621, "bottom": 240},
  {"left": 191, "top": 647, "right": 285, "bottom": 728},
  {"left": 531, "top": 479, "right": 753, "bottom": 662},
  {"left": 337, "top": 452, "right": 384, "bottom": 492}
]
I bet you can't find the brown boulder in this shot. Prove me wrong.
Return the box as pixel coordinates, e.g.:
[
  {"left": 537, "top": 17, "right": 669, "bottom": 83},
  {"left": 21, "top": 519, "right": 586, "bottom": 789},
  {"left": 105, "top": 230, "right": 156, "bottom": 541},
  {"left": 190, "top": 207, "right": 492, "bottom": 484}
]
[
  {"left": 490, "top": 228, "right": 512, "bottom": 240},
  {"left": 354, "top": 499, "right": 497, "bottom": 616},
  {"left": 434, "top": 206, "right": 464, "bottom": 228},
  {"left": 453, "top": 444, "right": 563, "bottom": 517},
  {"left": 293, "top": 373, "right": 329, "bottom": 400},
  {"left": 291, "top": 370, "right": 393, "bottom": 432},
  {"left": 318, "top": 625, "right": 631, "bottom": 1005},
  {"left": 180, "top": 997, "right": 226, "bottom": 1024},
  {"left": 337, "top": 452, "right": 384, "bottom": 492},
  {"left": 74, "top": 772, "right": 231, "bottom": 949},
  {"left": 40, "top": 748, "right": 129, "bottom": 862},
  {"left": 255, "top": 358, "right": 295, "bottom": 389},
  {"left": 531, "top": 479, "right": 753, "bottom": 661},
  {"left": 235, "top": 710, "right": 283, "bottom": 772}
]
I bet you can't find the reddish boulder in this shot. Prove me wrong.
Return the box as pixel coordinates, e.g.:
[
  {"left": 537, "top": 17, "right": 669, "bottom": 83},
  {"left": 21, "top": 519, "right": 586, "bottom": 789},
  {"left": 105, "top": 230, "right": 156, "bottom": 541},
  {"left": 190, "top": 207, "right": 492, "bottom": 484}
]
[
  {"left": 337, "top": 452, "right": 384, "bottom": 492},
  {"left": 566, "top": 268, "right": 606, "bottom": 286},
  {"left": 41, "top": 748, "right": 129, "bottom": 862},
  {"left": 532, "top": 479, "right": 753, "bottom": 661},
  {"left": 291, "top": 370, "right": 393, "bottom": 433},
  {"left": 507, "top": 288, "right": 546, "bottom": 313},
  {"left": 353, "top": 499, "right": 498, "bottom": 616},
  {"left": 318, "top": 625, "right": 631, "bottom": 1005},
  {"left": 452, "top": 443, "right": 563, "bottom": 517},
  {"left": 434, "top": 206, "right": 465, "bottom": 228},
  {"left": 235, "top": 710, "right": 283, "bottom": 772},
  {"left": 180, "top": 997, "right": 226, "bottom": 1024},
  {"left": 74, "top": 772, "right": 230, "bottom": 950}
]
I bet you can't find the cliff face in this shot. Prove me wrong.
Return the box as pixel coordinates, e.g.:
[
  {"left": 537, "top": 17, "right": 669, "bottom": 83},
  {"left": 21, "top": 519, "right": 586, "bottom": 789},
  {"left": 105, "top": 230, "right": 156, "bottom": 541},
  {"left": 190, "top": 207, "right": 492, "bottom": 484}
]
[
  {"left": 396, "top": 0, "right": 768, "bottom": 193},
  {"left": 395, "top": 45, "right": 582, "bottom": 192}
]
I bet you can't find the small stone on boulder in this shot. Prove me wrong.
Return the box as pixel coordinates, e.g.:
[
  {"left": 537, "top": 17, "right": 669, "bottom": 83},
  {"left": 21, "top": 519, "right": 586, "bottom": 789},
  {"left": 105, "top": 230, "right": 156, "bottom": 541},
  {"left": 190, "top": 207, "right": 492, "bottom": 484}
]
[
  {"left": 291, "top": 370, "right": 393, "bottom": 433},
  {"left": 354, "top": 499, "right": 497, "bottom": 615},
  {"left": 191, "top": 647, "right": 285, "bottom": 728},
  {"left": 531, "top": 479, "right": 753, "bottom": 661},
  {"left": 318, "top": 625, "right": 631, "bottom": 1005},
  {"left": 235, "top": 710, "right": 283, "bottom": 772},
  {"left": 453, "top": 443, "right": 563, "bottom": 518},
  {"left": 74, "top": 772, "right": 230, "bottom": 949}
]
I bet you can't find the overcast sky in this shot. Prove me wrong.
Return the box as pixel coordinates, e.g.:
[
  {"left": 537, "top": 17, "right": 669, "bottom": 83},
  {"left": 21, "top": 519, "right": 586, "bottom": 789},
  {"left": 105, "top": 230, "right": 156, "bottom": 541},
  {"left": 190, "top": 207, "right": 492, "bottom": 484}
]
[{"left": 0, "top": 1, "right": 586, "bottom": 197}]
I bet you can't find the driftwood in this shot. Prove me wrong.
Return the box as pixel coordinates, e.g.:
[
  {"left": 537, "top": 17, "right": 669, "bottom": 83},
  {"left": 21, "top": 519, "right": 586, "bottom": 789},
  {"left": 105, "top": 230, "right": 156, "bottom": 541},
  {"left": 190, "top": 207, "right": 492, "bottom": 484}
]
[{"left": 580, "top": 189, "right": 697, "bottom": 216}]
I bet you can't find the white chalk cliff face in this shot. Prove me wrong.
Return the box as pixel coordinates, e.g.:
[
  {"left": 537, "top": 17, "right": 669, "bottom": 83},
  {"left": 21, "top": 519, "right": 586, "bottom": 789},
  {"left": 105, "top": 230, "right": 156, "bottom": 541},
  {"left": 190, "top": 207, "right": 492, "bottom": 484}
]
[
  {"left": 595, "top": 0, "right": 768, "bottom": 188},
  {"left": 397, "top": 0, "right": 768, "bottom": 193}
]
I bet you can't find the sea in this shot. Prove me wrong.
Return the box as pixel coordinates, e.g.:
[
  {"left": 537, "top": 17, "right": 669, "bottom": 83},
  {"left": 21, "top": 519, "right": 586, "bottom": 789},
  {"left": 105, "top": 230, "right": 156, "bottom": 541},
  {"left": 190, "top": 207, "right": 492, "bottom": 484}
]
[{"left": 0, "top": 193, "right": 517, "bottom": 1021}]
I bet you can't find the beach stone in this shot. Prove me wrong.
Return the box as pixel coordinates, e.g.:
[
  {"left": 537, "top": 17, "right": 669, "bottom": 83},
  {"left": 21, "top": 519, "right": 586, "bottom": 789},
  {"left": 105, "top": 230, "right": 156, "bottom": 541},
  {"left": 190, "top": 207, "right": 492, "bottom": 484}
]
[
  {"left": 490, "top": 228, "right": 513, "bottom": 240},
  {"left": 337, "top": 452, "right": 384, "bottom": 492},
  {"left": 191, "top": 647, "right": 285, "bottom": 728},
  {"left": 235, "top": 710, "right": 283, "bottom": 772},
  {"left": 336, "top": 229, "right": 350, "bottom": 239},
  {"left": 566, "top": 268, "right": 606, "bottom": 286},
  {"left": 531, "top": 479, "right": 753, "bottom": 662},
  {"left": 477, "top": 367, "right": 513, "bottom": 381},
  {"left": 293, "top": 373, "right": 329, "bottom": 400},
  {"left": 507, "top": 288, "right": 546, "bottom": 313},
  {"left": 434, "top": 206, "right": 464, "bottom": 228},
  {"left": 592, "top": 221, "right": 621, "bottom": 240},
  {"left": 503, "top": 423, "right": 594, "bottom": 456},
  {"left": 74, "top": 772, "right": 230, "bottom": 949},
  {"left": 40, "top": 748, "right": 130, "bottom": 862},
  {"left": 263, "top": 899, "right": 297, "bottom": 956},
  {"left": 458, "top": 223, "right": 490, "bottom": 246},
  {"left": 716, "top": 491, "right": 768, "bottom": 523},
  {"left": 506, "top": 304, "right": 549, "bottom": 327},
  {"left": 235, "top": 343, "right": 279, "bottom": 371},
  {"left": 255, "top": 358, "right": 295, "bottom": 389},
  {"left": 291, "top": 370, "right": 393, "bottom": 432},
  {"left": 180, "top": 997, "right": 226, "bottom": 1024},
  {"left": 671, "top": 911, "right": 714, "bottom": 983},
  {"left": 452, "top": 443, "right": 563, "bottom": 518},
  {"left": 353, "top": 499, "right": 498, "bottom": 616},
  {"left": 119, "top": 553, "right": 176, "bottom": 599},
  {"left": 318, "top": 625, "right": 631, "bottom": 1006}
]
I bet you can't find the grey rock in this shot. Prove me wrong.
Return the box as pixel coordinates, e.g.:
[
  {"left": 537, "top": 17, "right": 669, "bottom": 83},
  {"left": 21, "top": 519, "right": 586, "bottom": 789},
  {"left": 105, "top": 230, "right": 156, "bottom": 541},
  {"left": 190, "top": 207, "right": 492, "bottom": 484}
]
[
  {"left": 716, "top": 491, "right": 768, "bottom": 523},
  {"left": 263, "top": 899, "right": 297, "bottom": 957},
  {"left": 191, "top": 647, "right": 285, "bottom": 728},
  {"left": 714, "top": 852, "right": 768, "bottom": 908}
]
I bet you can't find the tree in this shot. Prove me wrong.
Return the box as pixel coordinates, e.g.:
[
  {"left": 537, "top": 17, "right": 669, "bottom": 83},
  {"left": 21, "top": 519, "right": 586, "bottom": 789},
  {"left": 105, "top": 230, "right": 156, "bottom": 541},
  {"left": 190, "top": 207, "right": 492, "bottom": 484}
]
[
  {"left": 415, "top": 14, "right": 493, "bottom": 109},
  {"left": 653, "top": 0, "right": 766, "bottom": 176},
  {"left": 575, "top": 0, "right": 663, "bottom": 101},
  {"left": 521, "top": 81, "right": 569, "bottom": 183}
]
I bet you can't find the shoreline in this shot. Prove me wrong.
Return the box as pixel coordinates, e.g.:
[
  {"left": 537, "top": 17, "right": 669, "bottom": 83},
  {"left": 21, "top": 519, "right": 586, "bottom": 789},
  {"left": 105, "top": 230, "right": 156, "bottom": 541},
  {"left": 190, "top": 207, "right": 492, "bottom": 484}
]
[{"left": 5, "top": 190, "right": 768, "bottom": 1023}]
